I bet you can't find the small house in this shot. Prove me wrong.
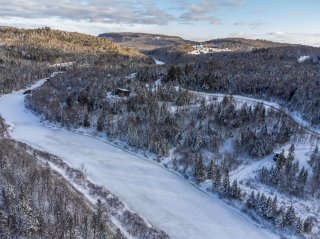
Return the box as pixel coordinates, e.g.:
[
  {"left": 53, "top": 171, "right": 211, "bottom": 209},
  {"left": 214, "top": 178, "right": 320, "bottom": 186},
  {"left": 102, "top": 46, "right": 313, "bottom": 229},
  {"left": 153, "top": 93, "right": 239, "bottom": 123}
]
[{"left": 115, "top": 88, "right": 130, "bottom": 97}]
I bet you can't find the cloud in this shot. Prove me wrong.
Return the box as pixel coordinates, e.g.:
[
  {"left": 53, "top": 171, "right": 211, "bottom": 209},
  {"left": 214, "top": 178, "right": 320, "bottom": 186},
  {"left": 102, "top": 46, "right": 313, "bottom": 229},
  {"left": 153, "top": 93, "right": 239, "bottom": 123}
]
[
  {"left": 229, "top": 31, "right": 320, "bottom": 47},
  {"left": 0, "top": 0, "right": 249, "bottom": 27},
  {"left": 249, "top": 22, "right": 265, "bottom": 29},
  {"left": 266, "top": 32, "right": 320, "bottom": 37},
  {"left": 233, "top": 22, "right": 246, "bottom": 26},
  {"left": 0, "top": 0, "right": 175, "bottom": 25},
  {"left": 178, "top": 0, "right": 245, "bottom": 24},
  {"left": 232, "top": 21, "right": 265, "bottom": 29}
]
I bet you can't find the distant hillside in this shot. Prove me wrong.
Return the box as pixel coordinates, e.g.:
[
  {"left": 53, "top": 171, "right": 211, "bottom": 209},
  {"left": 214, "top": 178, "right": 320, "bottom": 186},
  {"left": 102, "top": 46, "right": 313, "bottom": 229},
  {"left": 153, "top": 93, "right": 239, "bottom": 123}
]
[
  {"left": 0, "top": 27, "right": 147, "bottom": 61},
  {"left": 98, "top": 32, "right": 195, "bottom": 51},
  {"left": 0, "top": 27, "right": 152, "bottom": 94},
  {"left": 202, "top": 38, "right": 287, "bottom": 51},
  {"left": 99, "top": 32, "right": 293, "bottom": 63},
  {"left": 98, "top": 32, "right": 287, "bottom": 51}
]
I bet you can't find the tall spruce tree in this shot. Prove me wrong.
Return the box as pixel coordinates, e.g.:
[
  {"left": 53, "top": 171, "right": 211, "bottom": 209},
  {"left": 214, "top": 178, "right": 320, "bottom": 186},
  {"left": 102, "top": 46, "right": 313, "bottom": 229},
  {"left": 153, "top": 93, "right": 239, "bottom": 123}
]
[
  {"left": 213, "top": 167, "right": 222, "bottom": 190},
  {"left": 207, "top": 160, "right": 214, "bottom": 180},
  {"left": 194, "top": 156, "right": 206, "bottom": 183},
  {"left": 222, "top": 169, "right": 231, "bottom": 197}
]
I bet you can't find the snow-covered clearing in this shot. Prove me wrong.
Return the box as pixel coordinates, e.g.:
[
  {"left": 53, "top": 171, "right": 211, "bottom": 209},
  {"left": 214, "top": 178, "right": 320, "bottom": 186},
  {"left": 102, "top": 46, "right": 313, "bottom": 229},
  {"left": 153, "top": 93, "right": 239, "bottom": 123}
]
[
  {"left": 0, "top": 81, "right": 280, "bottom": 239},
  {"left": 297, "top": 56, "right": 310, "bottom": 63},
  {"left": 49, "top": 62, "right": 74, "bottom": 67},
  {"left": 190, "top": 45, "right": 232, "bottom": 55},
  {"left": 154, "top": 58, "right": 165, "bottom": 65}
]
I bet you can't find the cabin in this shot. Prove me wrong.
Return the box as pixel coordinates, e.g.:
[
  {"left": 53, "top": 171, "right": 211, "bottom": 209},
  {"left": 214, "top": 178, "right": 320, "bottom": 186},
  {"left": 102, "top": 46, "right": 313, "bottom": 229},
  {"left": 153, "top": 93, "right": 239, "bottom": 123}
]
[
  {"left": 23, "top": 89, "right": 32, "bottom": 95},
  {"left": 115, "top": 88, "right": 130, "bottom": 97},
  {"left": 273, "top": 153, "right": 280, "bottom": 161}
]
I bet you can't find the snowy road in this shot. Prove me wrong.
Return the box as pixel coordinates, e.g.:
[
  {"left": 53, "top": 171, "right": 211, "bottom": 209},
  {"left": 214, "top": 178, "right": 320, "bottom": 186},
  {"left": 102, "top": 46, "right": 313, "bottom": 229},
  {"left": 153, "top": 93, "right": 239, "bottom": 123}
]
[
  {"left": 191, "top": 90, "right": 320, "bottom": 136},
  {"left": 0, "top": 87, "right": 279, "bottom": 239}
]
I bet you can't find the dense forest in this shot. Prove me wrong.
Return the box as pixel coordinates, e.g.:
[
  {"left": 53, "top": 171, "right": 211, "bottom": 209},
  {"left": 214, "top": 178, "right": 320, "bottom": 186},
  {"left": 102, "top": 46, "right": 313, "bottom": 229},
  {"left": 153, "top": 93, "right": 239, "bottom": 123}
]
[{"left": 160, "top": 46, "right": 320, "bottom": 125}]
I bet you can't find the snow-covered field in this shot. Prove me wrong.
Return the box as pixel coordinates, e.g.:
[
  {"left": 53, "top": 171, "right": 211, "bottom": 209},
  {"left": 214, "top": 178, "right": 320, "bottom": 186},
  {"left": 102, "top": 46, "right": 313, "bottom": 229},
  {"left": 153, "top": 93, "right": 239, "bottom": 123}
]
[{"left": 0, "top": 82, "right": 280, "bottom": 239}]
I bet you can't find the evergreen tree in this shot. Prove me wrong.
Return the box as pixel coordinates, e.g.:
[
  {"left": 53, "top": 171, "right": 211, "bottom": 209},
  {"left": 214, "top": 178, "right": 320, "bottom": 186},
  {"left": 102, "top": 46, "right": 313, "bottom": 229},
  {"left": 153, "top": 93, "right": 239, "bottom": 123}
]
[
  {"left": 213, "top": 167, "right": 222, "bottom": 190},
  {"left": 113, "top": 228, "right": 125, "bottom": 239},
  {"left": 222, "top": 169, "right": 231, "bottom": 197},
  {"left": 266, "top": 196, "right": 277, "bottom": 219},
  {"left": 303, "top": 216, "right": 314, "bottom": 233},
  {"left": 256, "top": 193, "right": 267, "bottom": 217},
  {"left": 276, "top": 149, "right": 286, "bottom": 169},
  {"left": 246, "top": 191, "right": 256, "bottom": 208},
  {"left": 207, "top": 160, "right": 214, "bottom": 180},
  {"left": 274, "top": 207, "right": 285, "bottom": 228},
  {"left": 294, "top": 217, "right": 303, "bottom": 235},
  {"left": 231, "top": 179, "right": 241, "bottom": 199},
  {"left": 284, "top": 205, "right": 296, "bottom": 226},
  {"left": 288, "top": 144, "right": 295, "bottom": 162},
  {"left": 309, "top": 145, "right": 319, "bottom": 167},
  {"left": 83, "top": 114, "right": 91, "bottom": 128},
  {"left": 92, "top": 199, "right": 107, "bottom": 239},
  {"left": 193, "top": 156, "right": 206, "bottom": 183},
  {"left": 97, "top": 113, "right": 106, "bottom": 132},
  {"left": 259, "top": 166, "right": 269, "bottom": 184},
  {"left": 198, "top": 99, "right": 206, "bottom": 119}
]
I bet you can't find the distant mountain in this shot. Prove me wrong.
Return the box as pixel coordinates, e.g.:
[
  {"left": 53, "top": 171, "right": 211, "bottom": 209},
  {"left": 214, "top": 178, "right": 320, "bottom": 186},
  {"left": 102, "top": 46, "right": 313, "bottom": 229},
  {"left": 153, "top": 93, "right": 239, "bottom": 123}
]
[
  {"left": 98, "top": 32, "right": 195, "bottom": 51},
  {"left": 98, "top": 32, "right": 292, "bottom": 63},
  {"left": 98, "top": 32, "right": 287, "bottom": 51},
  {"left": 202, "top": 38, "right": 287, "bottom": 51}
]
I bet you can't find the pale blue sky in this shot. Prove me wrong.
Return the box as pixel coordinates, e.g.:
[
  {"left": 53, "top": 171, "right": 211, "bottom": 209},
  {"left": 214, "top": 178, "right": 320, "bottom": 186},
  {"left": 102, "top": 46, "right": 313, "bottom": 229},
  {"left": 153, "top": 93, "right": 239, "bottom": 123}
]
[{"left": 0, "top": 0, "right": 319, "bottom": 46}]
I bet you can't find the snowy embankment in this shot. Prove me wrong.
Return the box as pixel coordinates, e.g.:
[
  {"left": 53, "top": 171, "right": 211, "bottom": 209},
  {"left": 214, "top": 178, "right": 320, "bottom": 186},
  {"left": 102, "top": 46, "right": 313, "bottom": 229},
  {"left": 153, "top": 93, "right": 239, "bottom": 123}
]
[{"left": 0, "top": 81, "right": 280, "bottom": 238}]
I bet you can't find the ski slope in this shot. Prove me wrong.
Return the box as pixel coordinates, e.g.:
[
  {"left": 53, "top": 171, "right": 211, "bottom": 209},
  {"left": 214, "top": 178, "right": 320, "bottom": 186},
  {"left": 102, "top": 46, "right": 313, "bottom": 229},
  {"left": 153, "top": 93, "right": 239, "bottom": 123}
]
[{"left": 0, "top": 84, "right": 279, "bottom": 239}]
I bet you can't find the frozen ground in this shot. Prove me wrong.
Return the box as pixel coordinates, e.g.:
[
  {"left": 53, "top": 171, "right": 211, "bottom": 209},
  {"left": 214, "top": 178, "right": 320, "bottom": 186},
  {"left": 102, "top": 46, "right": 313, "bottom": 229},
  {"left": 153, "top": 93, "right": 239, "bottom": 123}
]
[{"left": 0, "top": 83, "right": 280, "bottom": 239}]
